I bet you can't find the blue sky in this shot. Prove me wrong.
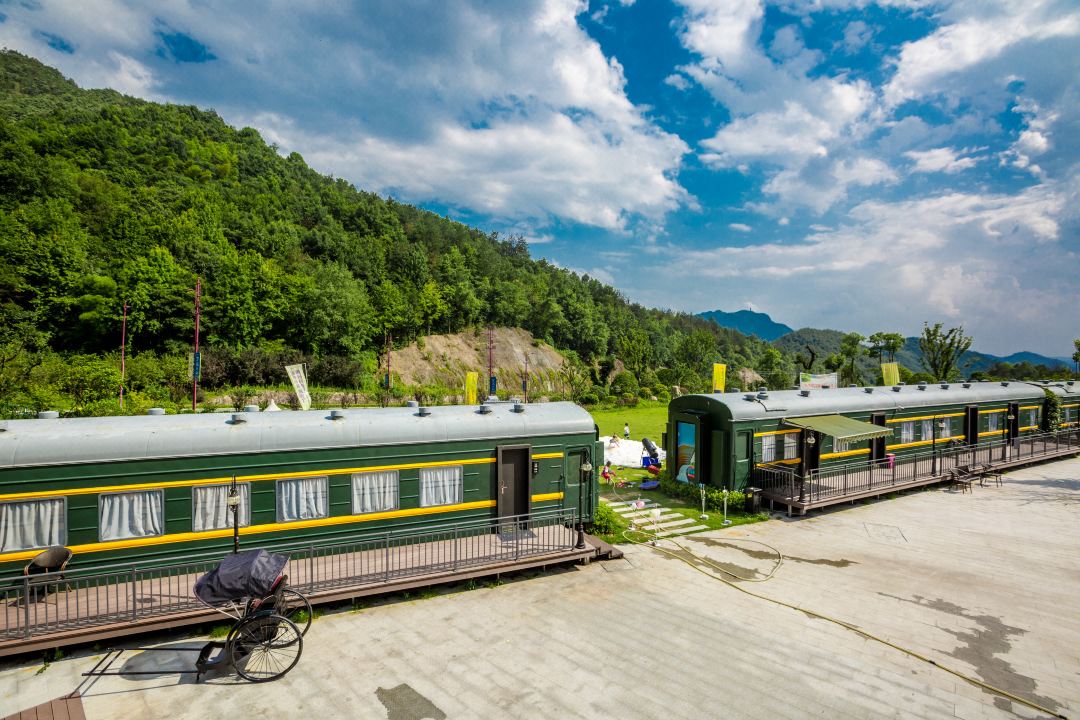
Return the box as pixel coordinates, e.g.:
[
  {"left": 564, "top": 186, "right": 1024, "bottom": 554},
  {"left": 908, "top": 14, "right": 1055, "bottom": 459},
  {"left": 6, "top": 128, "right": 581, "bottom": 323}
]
[{"left": 1, "top": 0, "right": 1078, "bottom": 356}]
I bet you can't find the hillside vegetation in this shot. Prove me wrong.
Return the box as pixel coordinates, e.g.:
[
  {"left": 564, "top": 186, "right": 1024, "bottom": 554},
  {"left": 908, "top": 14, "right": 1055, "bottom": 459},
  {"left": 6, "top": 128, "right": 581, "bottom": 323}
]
[{"left": 0, "top": 51, "right": 784, "bottom": 416}]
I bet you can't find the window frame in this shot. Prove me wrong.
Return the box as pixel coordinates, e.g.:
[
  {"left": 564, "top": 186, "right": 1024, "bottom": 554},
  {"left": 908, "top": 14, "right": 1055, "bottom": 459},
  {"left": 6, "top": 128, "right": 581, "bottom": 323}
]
[
  {"left": 760, "top": 435, "right": 776, "bottom": 463},
  {"left": 98, "top": 489, "right": 165, "bottom": 542},
  {"left": 418, "top": 465, "right": 464, "bottom": 508},
  {"left": 350, "top": 470, "right": 400, "bottom": 515},
  {"left": 0, "top": 496, "right": 68, "bottom": 553},
  {"left": 191, "top": 482, "right": 252, "bottom": 533},
  {"left": 275, "top": 475, "right": 330, "bottom": 523}
]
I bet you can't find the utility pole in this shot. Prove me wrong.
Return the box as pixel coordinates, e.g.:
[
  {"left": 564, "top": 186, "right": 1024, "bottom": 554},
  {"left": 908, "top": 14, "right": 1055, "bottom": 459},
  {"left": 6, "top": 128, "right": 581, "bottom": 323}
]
[
  {"left": 192, "top": 277, "right": 201, "bottom": 412},
  {"left": 119, "top": 302, "right": 127, "bottom": 409},
  {"left": 523, "top": 354, "right": 529, "bottom": 404},
  {"left": 383, "top": 332, "right": 392, "bottom": 407},
  {"left": 488, "top": 325, "right": 495, "bottom": 398}
]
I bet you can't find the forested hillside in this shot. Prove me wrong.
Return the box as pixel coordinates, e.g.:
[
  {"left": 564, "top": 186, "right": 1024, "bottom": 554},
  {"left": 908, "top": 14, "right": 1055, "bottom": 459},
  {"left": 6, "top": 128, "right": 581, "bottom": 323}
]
[{"left": 0, "top": 51, "right": 783, "bottom": 416}]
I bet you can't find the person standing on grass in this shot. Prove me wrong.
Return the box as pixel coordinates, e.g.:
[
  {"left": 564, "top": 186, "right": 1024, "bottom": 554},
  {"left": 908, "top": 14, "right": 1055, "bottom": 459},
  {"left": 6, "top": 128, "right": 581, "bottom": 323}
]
[{"left": 624, "top": 423, "right": 630, "bottom": 440}]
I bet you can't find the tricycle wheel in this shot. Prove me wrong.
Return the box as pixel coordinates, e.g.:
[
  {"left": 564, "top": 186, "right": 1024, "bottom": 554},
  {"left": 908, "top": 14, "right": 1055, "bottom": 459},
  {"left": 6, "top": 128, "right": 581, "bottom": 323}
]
[
  {"left": 276, "top": 587, "right": 313, "bottom": 636},
  {"left": 228, "top": 613, "right": 303, "bottom": 682}
]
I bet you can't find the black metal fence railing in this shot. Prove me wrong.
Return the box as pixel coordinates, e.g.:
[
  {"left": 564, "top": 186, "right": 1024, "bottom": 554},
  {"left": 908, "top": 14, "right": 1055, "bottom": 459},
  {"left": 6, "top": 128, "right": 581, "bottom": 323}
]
[
  {"left": 753, "top": 428, "right": 1080, "bottom": 506},
  {"left": 0, "top": 509, "right": 579, "bottom": 642}
]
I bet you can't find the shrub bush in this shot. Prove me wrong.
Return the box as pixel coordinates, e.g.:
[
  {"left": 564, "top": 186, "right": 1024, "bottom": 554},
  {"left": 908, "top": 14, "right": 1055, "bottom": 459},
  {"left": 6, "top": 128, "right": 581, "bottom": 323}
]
[
  {"left": 590, "top": 501, "right": 628, "bottom": 537},
  {"left": 660, "top": 474, "right": 746, "bottom": 513}
]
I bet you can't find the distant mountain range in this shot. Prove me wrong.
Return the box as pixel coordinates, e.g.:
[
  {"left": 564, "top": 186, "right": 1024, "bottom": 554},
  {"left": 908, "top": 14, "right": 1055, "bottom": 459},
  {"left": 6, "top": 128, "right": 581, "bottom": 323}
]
[
  {"left": 698, "top": 309, "right": 793, "bottom": 341},
  {"left": 701, "top": 310, "right": 1071, "bottom": 372}
]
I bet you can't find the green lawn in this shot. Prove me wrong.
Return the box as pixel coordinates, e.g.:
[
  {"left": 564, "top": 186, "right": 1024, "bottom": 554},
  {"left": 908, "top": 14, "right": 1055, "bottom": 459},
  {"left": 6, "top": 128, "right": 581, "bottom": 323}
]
[{"left": 588, "top": 401, "right": 668, "bottom": 441}]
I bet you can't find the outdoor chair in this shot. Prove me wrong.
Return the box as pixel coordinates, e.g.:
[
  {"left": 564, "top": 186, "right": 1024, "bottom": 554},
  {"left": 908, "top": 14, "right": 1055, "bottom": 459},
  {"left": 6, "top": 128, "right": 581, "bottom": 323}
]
[
  {"left": 21, "top": 546, "right": 72, "bottom": 604},
  {"left": 949, "top": 468, "right": 975, "bottom": 494}
]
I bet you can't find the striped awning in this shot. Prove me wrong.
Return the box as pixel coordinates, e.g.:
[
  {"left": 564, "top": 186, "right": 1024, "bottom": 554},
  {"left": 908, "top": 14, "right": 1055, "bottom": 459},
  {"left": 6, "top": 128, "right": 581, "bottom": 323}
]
[{"left": 783, "top": 414, "right": 891, "bottom": 443}]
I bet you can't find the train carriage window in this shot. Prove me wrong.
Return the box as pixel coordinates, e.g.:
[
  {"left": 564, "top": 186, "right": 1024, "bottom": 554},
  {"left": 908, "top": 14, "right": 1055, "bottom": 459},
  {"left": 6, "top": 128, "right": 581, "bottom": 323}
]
[
  {"left": 899, "top": 421, "right": 915, "bottom": 444},
  {"left": 0, "top": 498, "right": 66, "bottom": 553},
  {"left": 352, "top": 471, "right": 399, "bottom": 514},
  {"left": 940, "top": 419, "right": 952, "bottom": 439},
  {"left": 1025, "top": 409, "right": 1039, "bottom": 428},
  {"left": 834, "top": 439, "right": 849, "bottom": 454},
  {"left": 782, "top": 434, "right": 797, "bottom": 459},
  {"left": 988, "top": 413, "right": 1000, "bottom": 433},
  {"left": 193, "top": 483, "right": 251, "bottom": 532},
  {"left": 276, "top": 476, "right": 329, "bottom": 522},
  {"left": 100, "top": 490, "right": 163, "bottom": 541},
  {"left": 760, "top": 435, "right": 776, "bottom": 463},
  {"left": 419, "top": 466, "right": 463, "bottom": 507},
  {"left": 920, "top": 420, "right": 933, "bottom": 442}
]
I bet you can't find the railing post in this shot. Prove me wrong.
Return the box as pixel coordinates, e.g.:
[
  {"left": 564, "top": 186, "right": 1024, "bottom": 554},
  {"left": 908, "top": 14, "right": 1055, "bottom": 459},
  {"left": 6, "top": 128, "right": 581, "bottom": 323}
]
[
  {"left": 130, "top": 566, "right": 137, "bottom": 622},
  {"left": 384, "top": 533, "right": 391, "bottom": 584},
  {"left": 453, "top": 525, "right": 459, "bottom": 571},
  {"left": 23, "top": 577, "right": 30, "bottom": 638},
  {"left": 308, "top": 544, "right": 315, "bottom": 591}
]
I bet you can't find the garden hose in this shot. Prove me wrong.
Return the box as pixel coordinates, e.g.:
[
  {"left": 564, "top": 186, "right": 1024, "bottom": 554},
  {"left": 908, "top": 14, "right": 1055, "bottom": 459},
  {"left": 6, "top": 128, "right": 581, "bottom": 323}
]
[{"left": 619, "top": 528, "right": 1068, "bottom": 720}]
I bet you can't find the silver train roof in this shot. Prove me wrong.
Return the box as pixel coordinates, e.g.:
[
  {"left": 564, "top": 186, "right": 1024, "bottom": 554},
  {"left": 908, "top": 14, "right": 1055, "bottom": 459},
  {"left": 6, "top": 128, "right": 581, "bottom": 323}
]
[
  {"left": 0, "top": 402, "right": 596, "bottom": 469},
  {"left": 672, "top": 381, "right": 1062, "bottom": 422}
]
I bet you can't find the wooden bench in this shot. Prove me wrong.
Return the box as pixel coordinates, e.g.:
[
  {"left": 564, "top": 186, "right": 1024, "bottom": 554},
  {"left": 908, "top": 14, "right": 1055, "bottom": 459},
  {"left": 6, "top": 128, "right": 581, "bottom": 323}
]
[{"left": 971, "top": 463, "right": 1003, "bottom": 487}]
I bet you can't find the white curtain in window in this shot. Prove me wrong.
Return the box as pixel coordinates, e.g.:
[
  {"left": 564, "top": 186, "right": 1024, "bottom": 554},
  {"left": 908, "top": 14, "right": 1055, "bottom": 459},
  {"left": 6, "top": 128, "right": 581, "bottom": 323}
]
[
  {"left": 940, "top": 420, "right": 952, "bottom": 438},
  {"left": 1027, "top": 409, "right": 1038, "bottom": 427},
  {"left": 277, "top": 477, "right": 328, "bottom": 522},
  {"left": 419, "top": 466, "right": 462, "bottom": 507},
  {"left": 921, "top": 420, "right": 933, "bottom": 442},
  {"left": 100, "top": 491, "right": 163, "bottom": 541},
  {"left": 900, "top": 422, "right": 915, "bottom": 444},
  {"left": 834, "top": 439, "right": 849, "bottom": 454},
  {"left": 988, "top": 413, "right": 1000, "bottom": 432},
  {"left": 760, "top": 436, "right": 775, "bottom": 462},
  {"left": 783, "top": 434, "right": 797, "bottom": 459},
  {"left": 0, "top": 498, "right": 65, "bottom": 552},
  {"left": 352, "top": 471, "right": 398, "bottom": 514},
  {"left": 193, "top": 483, "right": 250, "bottom": 532}
]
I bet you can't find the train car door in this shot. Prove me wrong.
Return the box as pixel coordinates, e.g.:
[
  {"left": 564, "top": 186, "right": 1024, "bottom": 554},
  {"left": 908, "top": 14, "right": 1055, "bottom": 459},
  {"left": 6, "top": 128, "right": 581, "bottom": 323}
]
[
  {"left": 964, "top": 405, "right": 979, "bottom": 446},
  {"left": 734, "top": 430, "right": 753, "bottom": 488},
  {"left": 564, "top": 450, "right": 584, "bottom": 519},
  {"left": 496, "top": 445, "right": 531, "bottom": 521},
  {"left": 869, "top": 413, "right": 886, "bottom": 463}
]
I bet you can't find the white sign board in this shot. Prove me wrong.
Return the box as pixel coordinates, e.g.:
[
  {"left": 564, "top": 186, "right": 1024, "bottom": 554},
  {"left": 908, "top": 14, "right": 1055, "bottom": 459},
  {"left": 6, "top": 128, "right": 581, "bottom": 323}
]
[{"left": 285, "top": 364, "right": 311, "bottom": 411}]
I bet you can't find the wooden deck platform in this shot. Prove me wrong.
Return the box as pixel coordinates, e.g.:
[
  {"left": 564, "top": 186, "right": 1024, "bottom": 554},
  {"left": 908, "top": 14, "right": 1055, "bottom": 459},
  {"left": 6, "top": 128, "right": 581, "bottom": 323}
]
[
  {"left": 761, "top": 438, "right": 1079, "bottom": 516},
  {"left": 0, "top": 524, "right": 606, "bottom": 658}
]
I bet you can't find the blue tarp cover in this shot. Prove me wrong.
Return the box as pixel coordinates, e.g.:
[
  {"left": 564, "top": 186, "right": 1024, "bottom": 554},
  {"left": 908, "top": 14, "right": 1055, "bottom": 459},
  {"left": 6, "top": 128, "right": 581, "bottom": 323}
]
[{"left": 194, "top": 549, "right": 288, "bottom": 605}]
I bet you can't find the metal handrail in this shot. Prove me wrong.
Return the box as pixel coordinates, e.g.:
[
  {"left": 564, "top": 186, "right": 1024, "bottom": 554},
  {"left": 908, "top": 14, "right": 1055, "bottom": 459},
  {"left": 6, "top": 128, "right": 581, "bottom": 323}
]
[{"left": 0, "top": 509, "right": 581, "bottom": 642}]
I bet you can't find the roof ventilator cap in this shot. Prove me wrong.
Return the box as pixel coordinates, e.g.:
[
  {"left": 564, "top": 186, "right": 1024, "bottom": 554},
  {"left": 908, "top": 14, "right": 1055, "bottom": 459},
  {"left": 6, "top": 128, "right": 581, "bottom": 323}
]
[
  {"left": 892, "top": 386, "right": 901, "bottom": 392},
  {"left": 330, "top": 409, "right": 346, "bottom": 421},
  {"left": 147, "top": 408, "right": 165, "bottom": 415},
  {"left": 477, "top": 404, "right": 492, "bottom": 414},
  {"left": 1068, "top": 381, "right": 1075, "bottom": 386},
  {"left": 864, "top": 387, "right": 873, "bottom": 393},
  {"left": 243, "top": 404, "right": 260, "bottom": 413},
  {"left": 512, "top": 403, "right": 525, "bottom": 413},
  {"left": 799, "top": 389, "right": 810, "bottom": 397},
  {"left": 37, "top": 411, "right": 59, "bottom": 420},
  {"left": 918, "top": 382, "right": 927, "bottom": 390},
  {"left": 757, "top": 391, "right": 768, "bottom": 399},
  {"left": 1000, "top": 381, "right": 1010, "bottom": 387},
  {"left": 230, "top": 413, "right": 247, "bottom": 424},
  {"left": 417, "top": 406, "right": 431, "bottom": 417},
  {"left": 940, "top": 383, "right": 949, "bottom": 389},
  {"left": 758, "top": 387, "right": 767, "bottom": 393},
  {"left": 744, "top": 393, "right": 756, "bottom": 401},
  {"left": 963, "top": 382, "right": 971, "bottom": 388},
  {"left": 0, "top": 422, "right": 7, "bottom": 433},
  {"left": 405, "top": 400, "right": 419, "bottom": 408}
]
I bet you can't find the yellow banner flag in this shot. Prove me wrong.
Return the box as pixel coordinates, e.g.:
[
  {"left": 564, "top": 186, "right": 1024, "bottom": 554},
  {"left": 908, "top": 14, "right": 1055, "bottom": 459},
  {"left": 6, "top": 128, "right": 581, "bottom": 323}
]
[
  {"left": 881, "top": 362, "right": 900, "bottom": 386},
  {"left": 465, "top": 371, "right": 478, "bottom": 405},
  {"left": 712, "top": 363, "right": 727, "bottom": 393}
]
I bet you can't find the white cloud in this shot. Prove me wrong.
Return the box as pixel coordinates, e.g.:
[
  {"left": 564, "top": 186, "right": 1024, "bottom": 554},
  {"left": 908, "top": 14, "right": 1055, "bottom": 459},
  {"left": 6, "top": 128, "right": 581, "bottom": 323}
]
[
  {"left": 0, "top": 0, "right": 691, "bottom": 231},
  {"left": 664, "top": 73, "right": 691, "bottom": 91},
  {"left": 841, "top": 20, "right": 874, "bottom": 54},
  {"left": 884, "top": 1, "right": 1080, "bottom": 108},
  {"left": 729, "top": 223, "right": 752, "bottom": 232},
  {"left": 778, "top": 217, "right": 790, "bottom": 226},
  {"left": 905, "top": 147, "right": 979, "bottom": 174}
]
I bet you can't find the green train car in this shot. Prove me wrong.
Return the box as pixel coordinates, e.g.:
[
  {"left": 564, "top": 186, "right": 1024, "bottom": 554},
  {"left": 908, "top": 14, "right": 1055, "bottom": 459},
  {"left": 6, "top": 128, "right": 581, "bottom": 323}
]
[
  {"left": 0, "top": 402, "right": 602, "bottom": 575},
  {"left": 667, "top": 380, "right": 1080, "bottom": 490}
]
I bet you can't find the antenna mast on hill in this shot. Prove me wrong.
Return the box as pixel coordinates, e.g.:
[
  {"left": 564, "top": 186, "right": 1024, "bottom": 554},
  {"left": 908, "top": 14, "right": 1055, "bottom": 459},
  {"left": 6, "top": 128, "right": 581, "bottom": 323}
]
[
  {"left": 523, "top": 353, "right": 529, "bottom": 404},
  {"left": 192, "top": 277, "right": 201, "bottom": 412},
  {"left": 383, "top": 332, "right": 392, "bottom": 407},
  {"left": 487, "top": 326, "right": 495, "bottom": 399},
  {"left": 120, "top": 302, "right": 127, "bottom": 409}
]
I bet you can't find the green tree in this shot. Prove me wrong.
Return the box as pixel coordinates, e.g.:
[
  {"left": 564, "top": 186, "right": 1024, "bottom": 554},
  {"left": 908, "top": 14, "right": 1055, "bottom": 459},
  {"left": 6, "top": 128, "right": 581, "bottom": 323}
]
[
  {"left": 615, "top": 328, "right": 651, "bottom": 377},
  {"left": 417, "top": 280, "right": 449, "bottom": 335},
  {"left": 60, "top": 355, "right": 121, "bottom": 413},
  {"left": 867, "top": 332, "right": 905, "bottom": 364},
  {"left": 1072, "top": 338, "right": 1080, "bottom": 374},
  {"left": 757, "top": 347, "right": 790, "bottom": 390},
  {"left": 918, "top": 322, "right": 973, "bottom": 382}
]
